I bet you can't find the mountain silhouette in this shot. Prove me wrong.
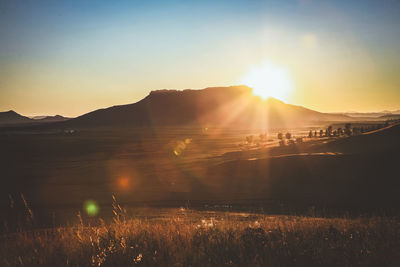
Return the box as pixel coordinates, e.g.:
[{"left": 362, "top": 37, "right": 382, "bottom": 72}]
[
  {"left": 0, "top": 111, "right": 70, "bottom": 126},
  {"left": 63, "top": 86, "right": 352, "bottom": 129},
  {"left": 0, "top": 110, "right": 33, "bottom": 125},
  {"left": 378, "top": 114, "right": 400, "bottom": 120},
  {"left": 33, "top": 115, "right": 70, "bottom": 122}
]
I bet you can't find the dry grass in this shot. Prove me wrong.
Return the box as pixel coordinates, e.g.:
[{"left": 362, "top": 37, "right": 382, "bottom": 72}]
[{"left": 1, "top": 204, "right": 399, "bottom": 267}]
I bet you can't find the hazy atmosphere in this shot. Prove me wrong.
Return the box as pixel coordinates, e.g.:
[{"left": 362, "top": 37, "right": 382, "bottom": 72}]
[
  {"left": 1, "top": 1, "right": 400, "bottom": 266},
  {"left": 1, "top": 0, "right": 400, "bottom": 116}
]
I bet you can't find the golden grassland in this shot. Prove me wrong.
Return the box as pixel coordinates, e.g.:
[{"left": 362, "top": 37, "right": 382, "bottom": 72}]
[{"left": 1, "top": 202, "right": 399, "bottom": 267}]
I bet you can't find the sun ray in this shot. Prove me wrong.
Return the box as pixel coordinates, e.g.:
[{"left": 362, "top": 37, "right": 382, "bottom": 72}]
[{"left": 239, "top": 61, "right": 294, "bottom": 102}]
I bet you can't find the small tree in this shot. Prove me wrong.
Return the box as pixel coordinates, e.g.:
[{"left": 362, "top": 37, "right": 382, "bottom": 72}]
[
  {"left": 327, "top": 125, "right": 333, "bottom": 137},
  {"left": 285, "top": 132, "right": 292, "bottom": 140},
  {"left": 319, "top": 129, "right": 323, "bottom": 137},
  {"left": 344, "top": 123, "right": 352, "bottom": 135},
  {"left": 277, "top": 133, "right": 283, "bottom": 140}
]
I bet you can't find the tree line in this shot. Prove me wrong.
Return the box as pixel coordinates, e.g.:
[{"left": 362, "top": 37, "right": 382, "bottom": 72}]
[{"left": 244, "top": 121, "right": 391, "bottom": 148}]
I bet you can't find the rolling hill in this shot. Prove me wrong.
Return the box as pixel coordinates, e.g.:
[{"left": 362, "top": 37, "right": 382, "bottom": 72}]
[{"left": 206, "top": 122, "right": 400, "bottom": 208}]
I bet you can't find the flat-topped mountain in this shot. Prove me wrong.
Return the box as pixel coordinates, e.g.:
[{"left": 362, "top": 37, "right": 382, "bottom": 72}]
[{"left": 64, "top": 86, "right": 352, "bottom": 129}]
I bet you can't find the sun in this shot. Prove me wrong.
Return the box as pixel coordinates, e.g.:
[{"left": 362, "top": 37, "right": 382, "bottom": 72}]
[{"left": 239, "top": 61, "right": 294, "bottom": 102}]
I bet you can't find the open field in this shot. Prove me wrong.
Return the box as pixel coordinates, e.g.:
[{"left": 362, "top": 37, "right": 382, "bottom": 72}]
[
  {"left": 1, "top": 122, "right": 400, "bottom": 227},
  {"left": 1, "top": 123, "right": 399, "bottom": 266},
  {"left": 1, "top": 208, "right": 399, "bottom": 267},
  {"left": 0, "top": 126, "right": 320, "bottom": 225}
]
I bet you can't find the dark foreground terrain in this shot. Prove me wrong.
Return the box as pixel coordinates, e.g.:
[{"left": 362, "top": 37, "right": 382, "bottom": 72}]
[
  {"left": 1, "top": 121, "right": 400, "bottom": 266},
  {"left": 1, "top": 123, "right": 400, "bottom": 226}
]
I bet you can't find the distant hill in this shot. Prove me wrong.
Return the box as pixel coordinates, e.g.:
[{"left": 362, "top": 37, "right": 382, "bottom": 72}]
[
  {"left": 333, "top": 110, "right": 400, "bottom": 119},
  {"left": 31, "top": 116, "right": 47, "bottom": 120},
  {"left": 340, "top": 112, "right": 391, "bottom": 118},
  {"left": 32, "top": 115, "right": 70, "bottom": 122},
  {"left": 0, "top": 111, "right": 70, "bottom": 126},
  {"left": 379, "top": 114, "right": 400, "bottom": 120},
  {"left": 382, "top": 110, "right": 400, "bottom": 115},
  {"left": 0, "top": 110, "right": 33, "bottom": 125},
  {"left": 63, "top": 86, "right": 353, "bottom": 129}
]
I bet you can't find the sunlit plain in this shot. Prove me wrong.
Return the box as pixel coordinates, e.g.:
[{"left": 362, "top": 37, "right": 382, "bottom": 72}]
[{"left": 1, "top": 207, "right": 399, "bottom": 266}]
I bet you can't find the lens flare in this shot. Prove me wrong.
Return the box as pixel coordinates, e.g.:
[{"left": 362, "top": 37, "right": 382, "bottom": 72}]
[
  {"left": 118, "top": 176, "right": 131, "bottom": 190},
  {"left": 173, "top": 139, "right": 192, "bottom": 156},
  {"left": 84, "top": 200, "right": 99, "bottom": 216}
]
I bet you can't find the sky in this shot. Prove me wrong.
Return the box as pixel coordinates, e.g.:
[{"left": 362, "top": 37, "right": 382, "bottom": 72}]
[{"left": 1, "top": 0, "right": 400, "bottom": 117}]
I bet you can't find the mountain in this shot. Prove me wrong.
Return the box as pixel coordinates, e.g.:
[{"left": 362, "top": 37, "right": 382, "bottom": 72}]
[
  {"left": 31, "top": 116, "right": 47, "bottom": 120},
  {"left": 389, "top": 110, "right": 400, "bottom": 115},
  {"left": 336, "top": 110, "right": 400, "bottom": 118},
  {"left": 379, "top": 114, "right": 400, "bottom": 120},
  {"left": 63, "top": 86, "right": 353, "bottom": 129},
  {"left": 0, "top": 111, "right": 70, "bottom": 126},
  {"left": 0, "top": 110, "right": 33, "bottom": 125},
  {"left": 341, "top": 112, "right": 391, "bottom": 118},
  {"left": 32, "top": 115, "right": 70, "bottom": 122}
]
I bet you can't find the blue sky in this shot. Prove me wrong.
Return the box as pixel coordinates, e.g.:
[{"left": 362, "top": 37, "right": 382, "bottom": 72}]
[{"left": 1, "top": 0, "right": 399, "bottom": 116}]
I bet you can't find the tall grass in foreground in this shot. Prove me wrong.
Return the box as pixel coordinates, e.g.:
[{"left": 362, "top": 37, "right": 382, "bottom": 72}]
[{"left": 1, "top": 201, "right": 399, "bottom": 266}]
